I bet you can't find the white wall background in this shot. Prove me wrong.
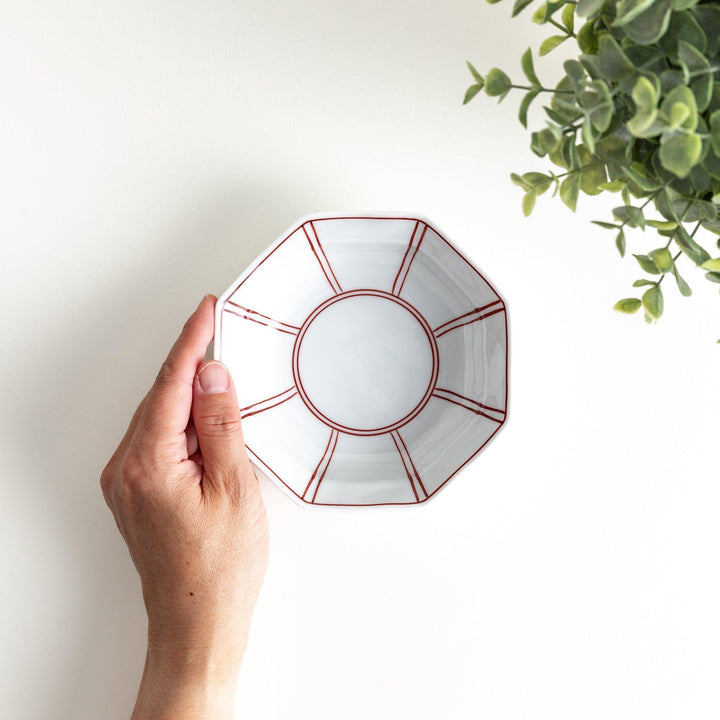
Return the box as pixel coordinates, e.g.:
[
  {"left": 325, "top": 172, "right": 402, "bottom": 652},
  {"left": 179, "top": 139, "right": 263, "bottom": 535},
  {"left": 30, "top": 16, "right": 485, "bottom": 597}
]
[{"left": 1, "top": 2, "right": 719, "bottom": 718}]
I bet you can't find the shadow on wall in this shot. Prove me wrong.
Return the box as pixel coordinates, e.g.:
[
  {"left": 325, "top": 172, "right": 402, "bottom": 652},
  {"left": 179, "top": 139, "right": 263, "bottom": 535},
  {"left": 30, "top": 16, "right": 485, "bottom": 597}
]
[{"left": 6, "top": 173, "right": 314, "bottom": 720}]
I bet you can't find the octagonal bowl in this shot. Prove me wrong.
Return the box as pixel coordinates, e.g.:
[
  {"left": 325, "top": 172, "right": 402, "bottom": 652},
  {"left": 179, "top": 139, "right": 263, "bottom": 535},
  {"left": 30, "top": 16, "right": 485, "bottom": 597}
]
[{"left": 214, "top": 213, "right": 508, "bottom": 507}]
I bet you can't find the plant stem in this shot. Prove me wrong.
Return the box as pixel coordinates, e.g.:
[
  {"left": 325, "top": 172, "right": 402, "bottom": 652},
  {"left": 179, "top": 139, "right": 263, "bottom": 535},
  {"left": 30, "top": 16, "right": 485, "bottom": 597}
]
[
  {"left": 547, "top": 18, "right": 576, "bottom": 37},
  {"left": 510, "top": 84, "right": 574, "bottom": 94}
]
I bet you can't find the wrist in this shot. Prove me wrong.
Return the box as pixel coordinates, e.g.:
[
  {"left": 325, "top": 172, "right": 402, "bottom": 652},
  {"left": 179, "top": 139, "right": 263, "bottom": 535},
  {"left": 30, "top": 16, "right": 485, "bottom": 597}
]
[{"left": 132, "top": 643, "right": 242, "bottom": 720}]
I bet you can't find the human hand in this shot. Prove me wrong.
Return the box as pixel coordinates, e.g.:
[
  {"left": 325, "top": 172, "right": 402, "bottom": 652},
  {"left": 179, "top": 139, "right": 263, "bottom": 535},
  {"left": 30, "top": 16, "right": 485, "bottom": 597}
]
[{"left": 101, "top": 294, "right": 269, "bottom": 720}]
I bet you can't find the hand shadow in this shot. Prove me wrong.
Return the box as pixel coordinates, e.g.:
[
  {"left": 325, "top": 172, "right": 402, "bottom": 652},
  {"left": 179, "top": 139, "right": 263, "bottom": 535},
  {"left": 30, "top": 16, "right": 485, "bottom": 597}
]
[{"left": 5, "top": 174, "right": 314, "bottom": 720}]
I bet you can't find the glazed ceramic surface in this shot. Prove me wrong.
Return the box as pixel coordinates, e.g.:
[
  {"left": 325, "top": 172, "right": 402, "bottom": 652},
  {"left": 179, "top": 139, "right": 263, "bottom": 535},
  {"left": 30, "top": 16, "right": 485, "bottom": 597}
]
[{"left": 215, "top": 214, "right": 508, "bottom": 507}]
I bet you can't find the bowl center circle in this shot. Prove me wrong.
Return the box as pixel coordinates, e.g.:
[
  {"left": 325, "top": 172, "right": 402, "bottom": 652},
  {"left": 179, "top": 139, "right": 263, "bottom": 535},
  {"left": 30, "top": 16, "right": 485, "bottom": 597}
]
[{"left": 293, "top": 290, "right": 437, "bottom": 434}]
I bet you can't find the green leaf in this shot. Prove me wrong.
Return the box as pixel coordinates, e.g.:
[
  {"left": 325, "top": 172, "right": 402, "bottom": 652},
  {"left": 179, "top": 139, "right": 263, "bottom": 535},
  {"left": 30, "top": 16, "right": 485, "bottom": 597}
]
[
  {"left": 512, "top": 0, "right": 536, "bottom": 16},
  {"left": 577, "top": 0, "right": 605, "bottom": 16},
  {"left": 633, "top": 253, "right": 662, "bottom": 274},
  {"left": 463, "top": 83, "right": 484, "bottom": 105},
  {"left": 632, "top": 75, "right": 658, "bottom": 110},
  {"left": 522, "top": 172, "right": 553, "bottom": 193},
  {"left": 633, "top": 279, "right": 658, "bottom": 287},
  {"left": 675, "top": 224, "right": 712, "bottom": 265},
  {"left": 659, "top": 132, "right": 702, "bottom": 178},
  {"left": 599, "top": 180, "right": 625, "bottom": 192},
  {"left": 646, "top": 219, "right": 678, "bottom": 230},
  {"left": 466, "top": 61, "right": 483, "bottom": 83},
  {"left": 580, "top": 79, "right": 614, "bottom": 132},
  {"left": 518, "top": 89, "right": 540, "bottom": 128},
  {"left": 522, "top": 191, "right": 537, "bottom": 216},
  {"left": 591, "top": 221, "right": 619, "bottom": 230},
  {"left": 539, "top": 35, "right": 567, "bottom": 56},
  {"left": 701, "top": 258, "right": 720, "bottom": 271},
  {"left": 661, "top": 85, "right": 698, "bottom": 130},
  {"left": 614, "top": 298, "right": 643, "bottom": 313},
  {"left": 577, "top": 18, "right": 599, "bottom": 53},
  {"left": 615, "top": 0, "right": 673, "bottom": 44},
  {"left": 616, "top": 228, "right": 627, "bottom": 256},
  {"left": 649, "top": 247, "right": 674, "bottom": 272},
  {"left": 705, "top": 272, "right": 720, "bottom": 283},
  {"left": 520, "top": 48, "right": 541, "bottom": 87},
  {"left": 642, "top": 284, "right": 664, "bottom": 320},
  {"left": 560, "top": 173, "right": 580, "bottom": 211},
  {"left": 615, "top": 0, "right": 658, "bottom": 27},
  {"left": 597, "top": 34, "right": 635, "bottom": 81},
  {"left": 511, "top": 172, "right": 533, "bottom": 191},
  {"left": 580, "top": 161, "right": 607, "bottom": 195},
  {"left": 671, "top": 265, "right": 692, "bottom": 295},
  {"left": 613, "top": 205, "right": 646, "bottom": 228},
  {"left": 485, "top": 68, "right": 512, "bottom": 99},
  {"left": 561, "top": 3, "right": 575, "bottom": 32},
  {"left": 710, "top": 111, "right": 720, "bottom": 156}
]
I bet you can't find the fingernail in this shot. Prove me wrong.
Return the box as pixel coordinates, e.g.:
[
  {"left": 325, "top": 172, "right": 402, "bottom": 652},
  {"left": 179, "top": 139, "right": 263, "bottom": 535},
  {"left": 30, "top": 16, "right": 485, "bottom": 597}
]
[
  {"left": 197, "top": 294, "right": 212, "bottom": 311},
  {"left": 197, "top": 362, "right": 229, "bottom": 394}
]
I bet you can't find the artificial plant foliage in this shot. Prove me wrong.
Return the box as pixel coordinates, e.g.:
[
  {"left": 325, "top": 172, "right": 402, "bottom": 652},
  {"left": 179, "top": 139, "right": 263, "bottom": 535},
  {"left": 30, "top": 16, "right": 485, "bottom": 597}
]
[{"left": 465, "top": 0, "right": 720, "bottom": 329}]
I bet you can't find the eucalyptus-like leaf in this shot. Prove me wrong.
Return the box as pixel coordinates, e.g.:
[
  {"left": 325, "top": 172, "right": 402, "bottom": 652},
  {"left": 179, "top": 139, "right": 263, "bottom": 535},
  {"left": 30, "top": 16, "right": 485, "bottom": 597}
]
[
  {"left": 597, "top": 33, "right": 635, "bottom": 80},
  {"left": 613, "top": 205, "right": 646, "bottom": 228},
  {"left": 577, "top": 0, "right": 605, "bottom": 16},
  {"left": 467, "top": 61, "right": 484, "bottom": 83},
  {"left": 633, "top": 278, "right": 657, "bottom": 287},
  {"left": 592, "top": 221, "right": 620, "bottom": 229},
  {"left": 633, "top": 253, "right": 662, "bottom": 273},
  {"left": 521, "top": 172, "right": 553, "bottom": 193},
  {"left": 520, "top": 48, "right": 541, "bottom": 87},
  {"left": 693, "top": 5, "right": 720, "bottom": 56},
  {"left": 615, "top": 0, "right": 672, "bottom": 44},
  {"left": 614, "top": 297, "right": 643, "bottom": 313},
  {"left": 710, "top": 111, "right": 720, "bottom": 156},
  {"left": 561, "top": 3, "right": 575, "bottom": 32},
  {"left": 675, "top": 224, "right": 712, "bottom": 265},
  {"left": 540, "top": 34, "right": 567, "bottom": 56},
  {"left": 522, "top": 191, "right": 537, "bottom": 216},
  {"left": 615, "top": 0, "right": 658, "bottom": 27},
  {"left": 705, "top": 271, "right": 720, "bottom": 283},
  {"left": 646, "top": 219, "right": 678, "bottom": 230},
  {"left": 660, "top": 85, "right": 698, "bottom": 130},
  {"left": 701, "top": 258, "right": 720, "bottom": 271},
  {"left": 518, "top": 89, "right": 541, "bottom": 128},
  {"left": 616, "top": 228, "right": 627, "bottom": 256},
  {"left": 671, "top": 265, "right": 693, "bottom": 295},
  {"left": 512, "top": 0, "right": 535, "bottom": 16},
  {"left": 464, "top": 83, "right": 484, "bottom": 105},
  {"left": 632, "top": 75, "right": 658, "bottom": 110},
  {"left": 485, "top": 68, "right": 513, "bottom": 99},
  {"left": 659, "top": 132, "right": 702, "bottom": 177},
  {"left": 642, "top": 284, "right": 664, "bottom": 319},
  {"left": 649, "top": 247, "right": 674, "bottom": 271},
  {"left": 577, "top": 18, "right": 599, "bottom": 53},
  {"left": 560, "top": 172, "right": 580, "bottom": 211}
]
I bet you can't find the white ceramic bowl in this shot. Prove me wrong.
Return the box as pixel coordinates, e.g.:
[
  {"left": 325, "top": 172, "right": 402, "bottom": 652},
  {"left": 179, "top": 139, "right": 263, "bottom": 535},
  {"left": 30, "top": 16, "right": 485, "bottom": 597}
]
[{"left": 215, "top": 213, "right": 508, "bottom": 507}]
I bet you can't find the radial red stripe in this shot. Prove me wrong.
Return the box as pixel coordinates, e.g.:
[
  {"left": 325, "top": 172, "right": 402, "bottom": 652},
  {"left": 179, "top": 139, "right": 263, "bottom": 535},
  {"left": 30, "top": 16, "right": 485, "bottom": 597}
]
[
  {"left": 303, "top": 428, "right": 339, "bottom": 502},
  {"left": 392, "top": 221, "right": 427, "bottom": 296},
  {"left": 432, "top": 388, "right": 505, "bottom": 424},
  {"left": 303, "top": 223, "right": 342, "bottom": 294},
  {"left": 434, "top": 303, "right": 505, "bottom": 339},
  {"left": 224, "top": 303, "right": 300, "bottom": 336},
  {"left": 240, "top": 387, "right": 298, "bottom": 420},
  {"left": 390, "top": 430, "right": 427, "bottom": 501}
]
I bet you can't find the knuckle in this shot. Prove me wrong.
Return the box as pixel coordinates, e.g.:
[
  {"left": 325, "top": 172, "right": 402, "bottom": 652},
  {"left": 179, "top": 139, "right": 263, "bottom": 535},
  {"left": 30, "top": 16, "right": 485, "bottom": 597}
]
[{"left": 199, "top": 410, "right": 243, "bottom": 436}]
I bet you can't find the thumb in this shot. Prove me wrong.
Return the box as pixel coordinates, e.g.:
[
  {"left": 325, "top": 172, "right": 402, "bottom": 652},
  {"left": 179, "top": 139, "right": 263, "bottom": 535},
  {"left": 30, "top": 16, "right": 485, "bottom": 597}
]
[{"left": 192, "top": 361, "right": 251, "bottom": 492}]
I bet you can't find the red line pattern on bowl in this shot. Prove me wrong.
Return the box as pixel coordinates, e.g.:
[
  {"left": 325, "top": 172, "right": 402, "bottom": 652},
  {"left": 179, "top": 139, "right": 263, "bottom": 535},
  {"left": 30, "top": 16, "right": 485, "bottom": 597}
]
[
  {"left": 219, "top": 216, "right": 509, "bottom": 506},
  {"left": 291, "top": 288, "right": 440, "bottom": 437}
]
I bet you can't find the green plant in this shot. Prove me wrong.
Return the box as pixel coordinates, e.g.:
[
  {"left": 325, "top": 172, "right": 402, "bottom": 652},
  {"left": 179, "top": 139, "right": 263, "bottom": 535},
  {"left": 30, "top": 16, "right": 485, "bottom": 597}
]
[{"left": 464, "top": 0, "right": 720, "bottom": 328}]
